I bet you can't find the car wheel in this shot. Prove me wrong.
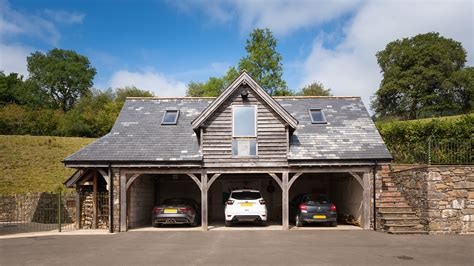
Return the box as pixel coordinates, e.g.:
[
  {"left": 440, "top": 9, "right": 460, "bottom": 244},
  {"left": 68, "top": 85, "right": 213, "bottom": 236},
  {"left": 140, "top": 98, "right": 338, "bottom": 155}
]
[
  {"left": 295, "top": 215, "right": 303, "bottom": 227},
  {"left": 331, "top": 221, "right": 337, "bottom": 227},
  {"left": 190, "top": 219, "right": 198, "bottom": 227},
  {"left": 225, "top": 221, "right": 232, "bottom": 227},
  {"left": 260, "top": 220, "right": 267, "bottom": 227}
]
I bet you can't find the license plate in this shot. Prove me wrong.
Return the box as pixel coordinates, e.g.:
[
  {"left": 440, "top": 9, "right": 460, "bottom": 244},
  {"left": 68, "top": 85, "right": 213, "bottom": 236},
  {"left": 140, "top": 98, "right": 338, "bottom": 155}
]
[
  {"left": 240, "top": 203, "right": 253, "bottom": 207},
  {"left": 313, "top": 215, "right": 326, "bottom": 219},
  {"left": 164, "top": 208, "right": 177, "bottom": 214}
]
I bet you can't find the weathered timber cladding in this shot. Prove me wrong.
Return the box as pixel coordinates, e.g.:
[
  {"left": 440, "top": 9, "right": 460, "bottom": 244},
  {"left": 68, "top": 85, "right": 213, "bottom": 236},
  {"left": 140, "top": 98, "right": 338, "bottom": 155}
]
[{"left": 202, "top": 85, "right": 288, "bottom": 167}]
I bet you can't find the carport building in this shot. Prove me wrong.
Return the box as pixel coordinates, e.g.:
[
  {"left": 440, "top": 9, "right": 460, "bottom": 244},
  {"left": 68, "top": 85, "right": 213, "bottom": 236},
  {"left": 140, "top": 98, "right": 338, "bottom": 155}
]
[{"left": 64, "top": 71, "right": 392, "bottom": 232}]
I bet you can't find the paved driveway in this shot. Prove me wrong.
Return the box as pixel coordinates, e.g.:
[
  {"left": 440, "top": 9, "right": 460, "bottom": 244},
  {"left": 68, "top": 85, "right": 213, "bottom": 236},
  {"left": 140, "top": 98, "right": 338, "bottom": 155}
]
[{"left": 1, "top": 230, "right": 473, "bottom": 265}]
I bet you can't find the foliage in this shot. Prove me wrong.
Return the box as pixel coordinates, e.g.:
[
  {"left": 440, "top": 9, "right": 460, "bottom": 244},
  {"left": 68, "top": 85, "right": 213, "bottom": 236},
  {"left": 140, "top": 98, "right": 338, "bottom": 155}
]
[
  {"left": 186, "top": 28, "right": 290, "bottom": 96},
  {"left": 376, "top": 114, "right": 474, "bottom": 163},
  {"left": 296, "top": 81, "right": 332, "bottom": 96},
  {"left": 27, "top": 48, "right": 97, "bottom": 111},
  {"left": 372, "top": 32, "right": 472, "bottom": 120},
  {"left": 0, "top": 135, "right": 95, "bottom": 194},
  {"left": 186, "top": 67, "right": 240, "bottom": 97},
  {"left": 238, "top": 28, "right": 287, "bottom": 95},
  {"left": 0, "top": 86, "right": 153, "bottom": 138},
  {"left": 0, "top": 72, "right": 49, "bottom": 108}
]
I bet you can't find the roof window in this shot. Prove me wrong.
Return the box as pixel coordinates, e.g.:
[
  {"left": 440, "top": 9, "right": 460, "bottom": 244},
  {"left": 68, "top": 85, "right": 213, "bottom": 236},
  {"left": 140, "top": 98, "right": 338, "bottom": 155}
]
[
  {"left": 161, "top": 110, "right": 179, "bottom": 125},
  {"left": 309, "top": 109, "right": 326, "bottom": 124}
]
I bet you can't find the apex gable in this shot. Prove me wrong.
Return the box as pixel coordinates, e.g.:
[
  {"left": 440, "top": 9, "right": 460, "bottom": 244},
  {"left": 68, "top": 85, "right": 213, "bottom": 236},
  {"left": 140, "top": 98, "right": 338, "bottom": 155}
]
[{"left": 191, "top": 71, "right": 298, "bottom": 131}]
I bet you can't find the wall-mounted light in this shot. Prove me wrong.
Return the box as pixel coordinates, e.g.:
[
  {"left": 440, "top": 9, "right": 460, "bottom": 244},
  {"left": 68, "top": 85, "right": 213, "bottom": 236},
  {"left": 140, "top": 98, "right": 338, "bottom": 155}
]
[{"left": 241, "top": 89, "right": 249, "bottom": 99}]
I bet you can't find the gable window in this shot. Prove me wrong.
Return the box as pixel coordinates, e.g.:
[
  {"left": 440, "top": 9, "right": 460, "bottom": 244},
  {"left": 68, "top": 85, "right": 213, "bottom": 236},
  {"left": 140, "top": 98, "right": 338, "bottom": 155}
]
[
  {"left": 161, "top": 110, "right": 179, "bottom": 125},
  {"left": 232, "top": 105, "right": 257, "bottom": 156},
  {"left": 309, "top": 109, "right": 326, "bottom": 124}
]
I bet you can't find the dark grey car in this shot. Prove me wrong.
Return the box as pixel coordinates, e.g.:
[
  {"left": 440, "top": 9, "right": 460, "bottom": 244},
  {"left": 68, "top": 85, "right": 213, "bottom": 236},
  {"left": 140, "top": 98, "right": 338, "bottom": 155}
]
[
  {"left": 290, "top": 194, "right": 337, "bottom": 227},
  {"left": 153, "top": 198, "right": 200, "bottom": 227}
]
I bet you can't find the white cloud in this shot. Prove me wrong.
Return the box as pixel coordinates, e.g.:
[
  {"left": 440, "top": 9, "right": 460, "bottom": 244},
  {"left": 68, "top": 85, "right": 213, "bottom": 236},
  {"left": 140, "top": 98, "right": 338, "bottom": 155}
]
[
  {"left": 0, "top": 43, "right": 34, "bottom": 76},
  {"left": 301, "top": 0, "right": 474, "bottom": 109},
  {"left": 108, "top": 70, "right": 187, "bottom": 96},
  {"left": 170, "top": 0, "right": 361, "bottom": 35},
  {"left": 43, "top": 9, "right": 85, "bottom": 24},
  {"left": 0, "top": 0, "right": 60, "bottom": 44}
]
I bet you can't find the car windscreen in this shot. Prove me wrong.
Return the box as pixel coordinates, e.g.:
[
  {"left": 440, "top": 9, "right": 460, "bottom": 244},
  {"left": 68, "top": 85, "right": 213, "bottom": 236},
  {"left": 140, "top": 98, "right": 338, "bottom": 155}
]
[
  {"left": 302, "top": 194, "right": 329, "bottom": 204},
  {"left": 231, "top": 192, "right": 261, "bottom": 200},
  {"left": 162, "top": 199, "right": 188, "bottom": 205}
]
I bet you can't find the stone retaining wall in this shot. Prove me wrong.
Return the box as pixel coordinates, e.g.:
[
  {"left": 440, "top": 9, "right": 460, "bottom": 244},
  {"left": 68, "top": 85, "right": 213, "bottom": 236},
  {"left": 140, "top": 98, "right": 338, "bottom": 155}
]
[{"left": 391, "top": 165, "right": 474, "bottom": 234}]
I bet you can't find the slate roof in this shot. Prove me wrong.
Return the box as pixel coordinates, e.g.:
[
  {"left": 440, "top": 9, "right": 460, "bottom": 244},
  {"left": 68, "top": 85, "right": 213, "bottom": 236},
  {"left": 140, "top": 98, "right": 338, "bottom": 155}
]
[{"left": 64, "top": 96, "right": 392, "bottom": 164}]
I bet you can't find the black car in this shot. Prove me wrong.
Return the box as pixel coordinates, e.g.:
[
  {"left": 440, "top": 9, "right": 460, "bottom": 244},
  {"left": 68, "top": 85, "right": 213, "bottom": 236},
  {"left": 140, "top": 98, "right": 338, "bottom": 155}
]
[
  {"left": 290, "top": 194, "right": 337, "bottom": 227},
  {"left": 152, "top": 198, "right": 200, "bottom": 227}
]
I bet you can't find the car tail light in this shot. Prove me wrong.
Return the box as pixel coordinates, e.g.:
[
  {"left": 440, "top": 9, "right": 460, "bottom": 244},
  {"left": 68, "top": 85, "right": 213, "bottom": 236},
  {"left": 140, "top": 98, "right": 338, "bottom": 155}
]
[
  {"left": 299, "top": 204, "right": 307, "bottom": 211},
  {"left": 179, "top": 207, "right": 192, "bottom": 213},
  {"left": 154, "top": 207, "right": 162, "bottom": 214},
  {"left": 331, "top": 204, "right": 336, "bottom": 211},
  {"left": 259, "top": 200, "right": 266, "bottom": 205},
  {"left": 226, "top": 200, "right": 234, "bottom": 205}
]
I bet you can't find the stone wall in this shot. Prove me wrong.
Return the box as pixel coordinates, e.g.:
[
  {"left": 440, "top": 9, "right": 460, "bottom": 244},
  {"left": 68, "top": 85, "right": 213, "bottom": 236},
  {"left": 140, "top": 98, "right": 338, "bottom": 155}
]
[
  {"left": 390, "top": 165, "right": 474, "bottom": 234},
  {"left": 129, "top": 176, "right": 154, "bottom": 228}
]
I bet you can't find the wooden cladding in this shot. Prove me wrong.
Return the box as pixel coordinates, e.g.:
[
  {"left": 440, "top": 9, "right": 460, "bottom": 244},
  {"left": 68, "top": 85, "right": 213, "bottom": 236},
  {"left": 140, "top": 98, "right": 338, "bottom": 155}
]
[{"left": 202, "top": 85, "right": 288, "bottom": 167}]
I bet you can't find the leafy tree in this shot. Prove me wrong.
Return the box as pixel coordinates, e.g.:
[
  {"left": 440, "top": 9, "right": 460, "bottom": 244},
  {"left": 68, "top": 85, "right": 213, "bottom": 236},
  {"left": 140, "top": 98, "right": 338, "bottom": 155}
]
[
  {"left": 186, "top": 67, "right": 239, "bottom": 97},
  {"left": 297, "top": 81, "right": 332, "bottom": 96},
  {"left": 186, "top": 28, "right": 289, "bottom": 96},
  {"left": 238, "top": 28, "right": 287, "bottom": 95},
  {"left": 372, "top": 32, "right": 470, "bottom": 119},
  {"left": 27, "top": 48, "right": 96, "bottom": 111},
  {"left": 0, "top": 72, "right": 23, "bottom": 105}
]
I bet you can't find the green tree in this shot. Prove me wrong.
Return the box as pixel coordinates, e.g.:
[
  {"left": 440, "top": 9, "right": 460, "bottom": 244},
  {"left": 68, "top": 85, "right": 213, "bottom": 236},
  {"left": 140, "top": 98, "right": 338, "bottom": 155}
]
[
  {"left": 186, "top": 67, "right": 239, "bottom": 97},
  {"left": 186, "top": 28, "right": 289, "bottom": 97},
  {"left": 27, "top": 48, "right": 97, "bottom": 111},
  {"left": 297, "top": 81, "right": 332, "bottom": 96},
  {"left": 238, "top": 28, "right": 287, "bottom": 95},
  {"left": 372, "top": 32, "right": 470, "bottom": 120}
]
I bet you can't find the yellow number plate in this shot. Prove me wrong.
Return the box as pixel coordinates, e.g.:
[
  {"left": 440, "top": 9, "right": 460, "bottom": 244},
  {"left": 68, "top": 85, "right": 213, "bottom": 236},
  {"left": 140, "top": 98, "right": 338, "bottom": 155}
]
[
  {"left": 164, "top": 208, "right": 177, "bottom": 214},
  {"left": 240, "top": 203, "right": 254, "bottom": 207},
  {"left": 313, "top": 215, "right": 326, "bottom": 219}
]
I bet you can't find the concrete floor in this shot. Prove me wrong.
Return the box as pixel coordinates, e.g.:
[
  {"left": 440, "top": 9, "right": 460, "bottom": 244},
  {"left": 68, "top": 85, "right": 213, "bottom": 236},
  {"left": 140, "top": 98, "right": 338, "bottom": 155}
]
[
  {"left": 128, "top": 222, "right": 361, "bottom": 231},
  {"left": 1, "top": 230, "right": 473, "bottom": 265}
]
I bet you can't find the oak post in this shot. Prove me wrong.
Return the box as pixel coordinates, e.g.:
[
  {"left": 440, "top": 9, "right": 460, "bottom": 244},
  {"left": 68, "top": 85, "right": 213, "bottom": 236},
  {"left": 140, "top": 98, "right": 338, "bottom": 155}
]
[
  {"left": 93, "top": 171, "right": 98, "bottom": 229},
  {"left": 282, "top": 171, "right": 289, "bottom": 230},
  {"left": 201, "top": 171, "right": 208, "bottom": 231},
  {"left": 75, "top": 186, "right": 81, "bottom": 229}
]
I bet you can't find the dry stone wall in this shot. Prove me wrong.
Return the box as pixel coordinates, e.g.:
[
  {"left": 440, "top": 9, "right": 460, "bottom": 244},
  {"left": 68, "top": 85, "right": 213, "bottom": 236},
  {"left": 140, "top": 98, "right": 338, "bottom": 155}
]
[{"left": 390, "top": 165, "right": 474, "bottom": 234}]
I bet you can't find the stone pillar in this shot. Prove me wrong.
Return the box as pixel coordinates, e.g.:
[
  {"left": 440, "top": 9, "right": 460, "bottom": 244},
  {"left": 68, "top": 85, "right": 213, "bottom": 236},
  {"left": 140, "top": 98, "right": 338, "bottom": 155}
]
[
  {"left": 112, "top": 170, "right": 120, "bottom": 232},
  {"left": 363, "top": 171, "right": 371, "bottom": 230},
  {"left": 120, "top": 171, "right": 127, "bottom": 232},
  {"left": 282, "top": 172, "right": 289, "bottom": 230}
]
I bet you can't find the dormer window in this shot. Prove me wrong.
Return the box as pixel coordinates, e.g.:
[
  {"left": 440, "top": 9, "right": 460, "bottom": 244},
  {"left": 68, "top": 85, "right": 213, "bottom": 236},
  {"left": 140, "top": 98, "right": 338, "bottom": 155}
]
[
  {"left": 162, "top": 110, "right": 179, "bottom": 125},
  {"left": 232, "top": 105, "right": 257, "bottom": 156},
  {"left": 309, "top": 109, "right": 326, "bottom": 124}
]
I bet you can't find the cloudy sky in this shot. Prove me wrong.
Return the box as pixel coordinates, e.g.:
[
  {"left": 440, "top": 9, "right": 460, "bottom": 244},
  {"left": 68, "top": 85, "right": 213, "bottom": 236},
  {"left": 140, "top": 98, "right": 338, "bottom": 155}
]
[{"left": 0, "top": 0, "right": 472, "bottom": 108}]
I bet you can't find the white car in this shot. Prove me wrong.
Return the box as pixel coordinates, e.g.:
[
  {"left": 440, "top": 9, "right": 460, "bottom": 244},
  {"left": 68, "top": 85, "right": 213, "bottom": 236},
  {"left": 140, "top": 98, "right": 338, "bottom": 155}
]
[{"left": 224, "top": 189, "right": 268, "bottom": 226}]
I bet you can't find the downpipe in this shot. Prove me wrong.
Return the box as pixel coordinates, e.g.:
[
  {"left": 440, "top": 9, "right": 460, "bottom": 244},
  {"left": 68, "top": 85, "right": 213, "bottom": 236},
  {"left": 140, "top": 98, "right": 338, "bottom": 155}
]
[{"left": 373, "top": 161, "right": 378, "bottom": 231}]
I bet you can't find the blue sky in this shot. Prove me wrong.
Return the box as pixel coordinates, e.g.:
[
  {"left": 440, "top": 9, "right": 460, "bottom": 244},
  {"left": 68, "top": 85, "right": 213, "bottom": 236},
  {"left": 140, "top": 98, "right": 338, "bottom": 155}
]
[{"left": 1, "top": 0, "right": 472, "bottom": 107}]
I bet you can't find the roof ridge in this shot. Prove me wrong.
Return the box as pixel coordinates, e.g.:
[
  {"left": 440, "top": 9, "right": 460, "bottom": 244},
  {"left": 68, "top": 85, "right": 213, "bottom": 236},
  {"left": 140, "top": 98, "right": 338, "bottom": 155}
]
[
  {"left": 126, "top": 96, "right": 361, "bottom": 100},
  {"left": 126, "top": 97, "right": 216, "bottom": 100},
  {"left": 274, "top": 96, "right": 361, "bottom": 99}
]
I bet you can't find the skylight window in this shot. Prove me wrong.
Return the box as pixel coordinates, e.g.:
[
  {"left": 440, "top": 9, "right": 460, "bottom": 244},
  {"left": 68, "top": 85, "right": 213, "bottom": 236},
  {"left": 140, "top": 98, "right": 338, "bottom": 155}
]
[
  {"left": 309, "top": 109, "right": 326, "bottom": 124},
  {"left": 161, "top": 110, "right": 179, "bottom": 125}
]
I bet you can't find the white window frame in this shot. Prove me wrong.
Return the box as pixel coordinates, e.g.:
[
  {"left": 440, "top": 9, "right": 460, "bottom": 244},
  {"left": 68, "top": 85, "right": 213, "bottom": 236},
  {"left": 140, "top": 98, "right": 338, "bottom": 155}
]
[
  {"left": 232, "top": 105, "right": 258, "bottom": 157},
  {"left": 308, "top": 108, "right": 327, "bottom": 124},
  {"left": 161, "top": 110, "right": 180, "bottom": 125}
]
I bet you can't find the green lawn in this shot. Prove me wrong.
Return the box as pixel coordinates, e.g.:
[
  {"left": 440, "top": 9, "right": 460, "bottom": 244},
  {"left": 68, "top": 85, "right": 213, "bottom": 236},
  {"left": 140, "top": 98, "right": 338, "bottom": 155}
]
[{"left": 0, "top": 135, "right": 95, "bottom": 195}]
